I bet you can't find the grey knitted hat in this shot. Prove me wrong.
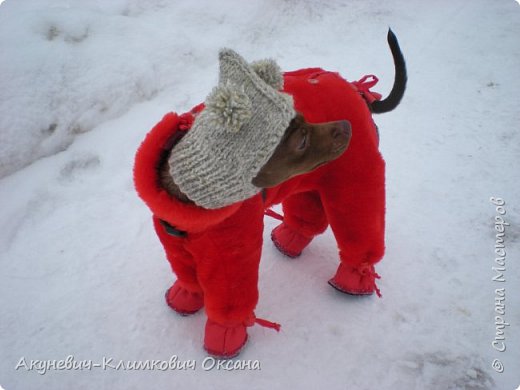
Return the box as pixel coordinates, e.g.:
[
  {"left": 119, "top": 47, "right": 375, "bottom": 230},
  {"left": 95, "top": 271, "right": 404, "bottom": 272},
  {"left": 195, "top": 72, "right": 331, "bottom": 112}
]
[{"left": 168, "top": 48, "right": 295, "bottom": 209}]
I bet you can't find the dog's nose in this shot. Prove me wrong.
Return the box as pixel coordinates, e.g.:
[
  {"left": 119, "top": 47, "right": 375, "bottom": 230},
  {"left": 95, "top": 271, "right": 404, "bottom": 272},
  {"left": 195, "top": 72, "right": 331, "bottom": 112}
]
[
  {"left": 331, "top": 120, "right": 351, "bottom": 153},
  {"left": 332, "top": 120, "right": 352, "bottom": 139}
]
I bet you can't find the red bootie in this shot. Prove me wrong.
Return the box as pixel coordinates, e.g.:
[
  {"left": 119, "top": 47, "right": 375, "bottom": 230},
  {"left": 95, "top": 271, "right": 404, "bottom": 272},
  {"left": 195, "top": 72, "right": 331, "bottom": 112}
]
[
  {"left": 204, "top": 320, "right": 249, "bottom": 359},
  {"left": 204, "top": 315, "right": 281, "bottom": 358},
  {"left": 271, "top": 223, "right": 313, "bottom": 258},
  {"left": 165, "top": 281, "right": 204, "bottom": 315},
  {"left": 328, "top": 262, "right": 382, "bottom": 297}
]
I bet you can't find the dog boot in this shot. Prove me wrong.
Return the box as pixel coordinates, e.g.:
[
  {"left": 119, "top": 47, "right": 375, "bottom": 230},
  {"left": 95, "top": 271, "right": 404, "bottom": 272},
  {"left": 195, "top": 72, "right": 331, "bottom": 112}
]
[
  {"left": 328, "top": 262, "right": 382, "bottom": 297},
  {"left": 204, "top": 315, "right": 281, "bottom": 358},
  {"left": 204, "top": 320, "right": 249, "bottom": 359},
  {"left": 165, "top": 281, "right": 204, "bottom": 315},
  {"left": 271, "top": 223, "right": 313, "bottom": 258}
]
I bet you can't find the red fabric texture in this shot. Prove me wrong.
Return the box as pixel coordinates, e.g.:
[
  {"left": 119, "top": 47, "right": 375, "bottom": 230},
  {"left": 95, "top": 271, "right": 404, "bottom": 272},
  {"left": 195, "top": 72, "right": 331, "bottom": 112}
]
[{"left": 134, "top": 69, "right": 385, "bottom": 327}]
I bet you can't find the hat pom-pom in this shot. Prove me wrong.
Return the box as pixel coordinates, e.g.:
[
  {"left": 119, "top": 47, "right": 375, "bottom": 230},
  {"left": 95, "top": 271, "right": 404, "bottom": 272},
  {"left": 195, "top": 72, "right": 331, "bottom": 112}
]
[
  {"left": 251, "top": 59, "right": 284, "bottom": 90},
  {"left": 206, "top": 81, "right": 252, "bottom": 133}
]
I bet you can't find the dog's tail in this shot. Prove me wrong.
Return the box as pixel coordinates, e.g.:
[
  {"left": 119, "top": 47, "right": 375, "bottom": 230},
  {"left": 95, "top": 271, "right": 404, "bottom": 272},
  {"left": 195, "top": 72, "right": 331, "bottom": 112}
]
[{"left": 370, "top": 29, "right": 407, "bottom": 114}]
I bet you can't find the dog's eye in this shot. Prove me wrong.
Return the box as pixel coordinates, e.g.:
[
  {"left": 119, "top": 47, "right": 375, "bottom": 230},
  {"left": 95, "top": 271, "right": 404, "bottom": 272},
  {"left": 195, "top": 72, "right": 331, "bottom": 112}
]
[{"left": 297, "top": 132, "right": 308, "bottom": 151}]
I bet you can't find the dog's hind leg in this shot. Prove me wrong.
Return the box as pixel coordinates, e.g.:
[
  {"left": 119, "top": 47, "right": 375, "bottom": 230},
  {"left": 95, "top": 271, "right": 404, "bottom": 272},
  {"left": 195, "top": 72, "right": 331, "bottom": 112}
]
[{"left": 271, "top": 191, "right": 329, "bottom": 258}]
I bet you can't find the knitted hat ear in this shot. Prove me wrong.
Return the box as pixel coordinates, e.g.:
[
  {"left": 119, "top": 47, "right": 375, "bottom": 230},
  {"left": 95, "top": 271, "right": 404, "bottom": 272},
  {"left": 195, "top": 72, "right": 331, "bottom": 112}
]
[
  {"left": 250, "top": 59, "right": 284, "bottom": 90},
  {"left": 205, "top": 80, "right": 252, "bottom": 133},
  {"left": 169, "top": 48, "right": 295, "bottom": 209}
]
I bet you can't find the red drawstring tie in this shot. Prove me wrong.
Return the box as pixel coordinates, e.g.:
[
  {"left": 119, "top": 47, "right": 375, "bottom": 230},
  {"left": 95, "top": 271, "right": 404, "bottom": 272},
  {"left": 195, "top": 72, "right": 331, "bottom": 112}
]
[
  {"left": 255, "top": 317, "right": 281, "bottom": 332},
  {"left": 264, "top": 208, "right": 284, "bottom": 221},
  {"left": 359, "top": 262, "right": 382, "bottom": 298},
  {"left": 178, "top": 103, "right": 205, "bottom": 131},
  {"left": 352, "top": 75, "right": 382, "bottom": 104},
  {"left": 178, "top": 112, "right": 194, "bottom": 131},
  {"left": 245, "top": 315, "right": 281, "bottom": 332}
]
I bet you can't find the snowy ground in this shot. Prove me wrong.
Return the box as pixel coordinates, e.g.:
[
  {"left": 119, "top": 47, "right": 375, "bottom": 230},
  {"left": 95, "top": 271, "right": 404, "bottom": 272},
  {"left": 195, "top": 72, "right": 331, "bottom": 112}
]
[{"left": 1, "top": 0, "right": 519, "bottom": 389}]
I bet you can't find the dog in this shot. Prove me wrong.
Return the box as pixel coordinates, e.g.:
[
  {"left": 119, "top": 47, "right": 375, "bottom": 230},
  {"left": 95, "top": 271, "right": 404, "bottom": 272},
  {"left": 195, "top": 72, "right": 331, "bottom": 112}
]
[
  {"left": 160, "top": 113, "right": 352, "bottom": 203},
  {"left": 134, "top": 29, "right": 406, "bottom": 358}
]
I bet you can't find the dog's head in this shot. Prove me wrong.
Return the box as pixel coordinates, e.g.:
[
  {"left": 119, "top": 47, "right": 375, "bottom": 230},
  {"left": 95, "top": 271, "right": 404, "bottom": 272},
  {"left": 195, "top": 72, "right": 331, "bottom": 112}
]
[{"left": 252, "top": 113, "right": 351, "bottom": 188}]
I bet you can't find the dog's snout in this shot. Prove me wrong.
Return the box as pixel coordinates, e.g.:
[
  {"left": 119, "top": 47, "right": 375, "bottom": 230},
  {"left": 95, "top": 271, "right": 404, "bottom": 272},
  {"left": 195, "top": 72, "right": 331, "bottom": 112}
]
[
  {"left": 329, "top": 120, "right": 351, "bottom": 154},
  {"left": 334, "top": 120, "right": 351, "bottom": 138},
  {"left": 331, "top": 120, "right": 351, "bottom": 141}
]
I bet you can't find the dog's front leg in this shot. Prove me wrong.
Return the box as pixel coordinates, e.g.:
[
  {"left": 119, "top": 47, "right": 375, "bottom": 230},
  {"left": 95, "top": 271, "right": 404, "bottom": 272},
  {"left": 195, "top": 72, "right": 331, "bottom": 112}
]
[
  {"left": 321, "top": 151, "right": 386, "bottom": 297},
  {"left": 187, "top": 195, "right": 266, "bottom": 357}
]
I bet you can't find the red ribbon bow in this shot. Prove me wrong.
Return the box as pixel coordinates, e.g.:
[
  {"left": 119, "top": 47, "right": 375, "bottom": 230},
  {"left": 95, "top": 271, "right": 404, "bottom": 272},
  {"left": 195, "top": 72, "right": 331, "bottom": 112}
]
[
  {"left": 358, "top": 262, "right": 382, "bottom": 298},
  {"left": 352, "top": 75, "right": 382, "bottom": 104}
]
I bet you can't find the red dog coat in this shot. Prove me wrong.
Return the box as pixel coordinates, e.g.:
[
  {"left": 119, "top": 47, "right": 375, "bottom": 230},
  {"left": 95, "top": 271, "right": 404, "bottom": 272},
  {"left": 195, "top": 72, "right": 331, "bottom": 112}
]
[{"left": 134, "top": 68, "right": 385, "bottom": 326}]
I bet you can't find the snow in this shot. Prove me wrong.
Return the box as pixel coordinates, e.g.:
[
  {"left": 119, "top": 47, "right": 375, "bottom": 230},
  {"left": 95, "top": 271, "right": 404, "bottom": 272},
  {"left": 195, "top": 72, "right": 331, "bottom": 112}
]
[{"left": 1, "top": 0, "right": 519, "bottom": 389}]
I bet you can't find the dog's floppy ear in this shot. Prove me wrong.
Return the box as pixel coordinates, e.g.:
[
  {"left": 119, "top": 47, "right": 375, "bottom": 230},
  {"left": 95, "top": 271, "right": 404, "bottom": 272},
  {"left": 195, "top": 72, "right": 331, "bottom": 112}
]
[
  {"left": 205, "top": 80, "right": 252, "bottom": 133},
  {"left": 250, "top": 59, "right": 284, "bottom": 90}
]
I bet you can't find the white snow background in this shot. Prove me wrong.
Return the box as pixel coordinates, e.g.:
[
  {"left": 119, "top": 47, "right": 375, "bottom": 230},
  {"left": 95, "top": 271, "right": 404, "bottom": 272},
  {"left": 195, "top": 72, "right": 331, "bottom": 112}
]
[{"left": 1, "top": 0, "right": 519, "bottom": 389}]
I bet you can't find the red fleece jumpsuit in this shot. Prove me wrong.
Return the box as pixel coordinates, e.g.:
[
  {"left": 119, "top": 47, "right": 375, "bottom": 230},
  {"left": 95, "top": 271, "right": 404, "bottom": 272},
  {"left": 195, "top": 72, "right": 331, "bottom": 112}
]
[{"left": 133, "top": 68, "right": 385, "bottom": 327}]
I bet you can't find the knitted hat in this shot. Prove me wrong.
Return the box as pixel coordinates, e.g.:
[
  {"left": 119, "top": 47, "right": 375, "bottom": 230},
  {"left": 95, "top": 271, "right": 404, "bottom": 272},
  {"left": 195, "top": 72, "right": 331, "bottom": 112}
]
[{"left": 168, "top": 48, "right": 295, "bottom": 209}]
